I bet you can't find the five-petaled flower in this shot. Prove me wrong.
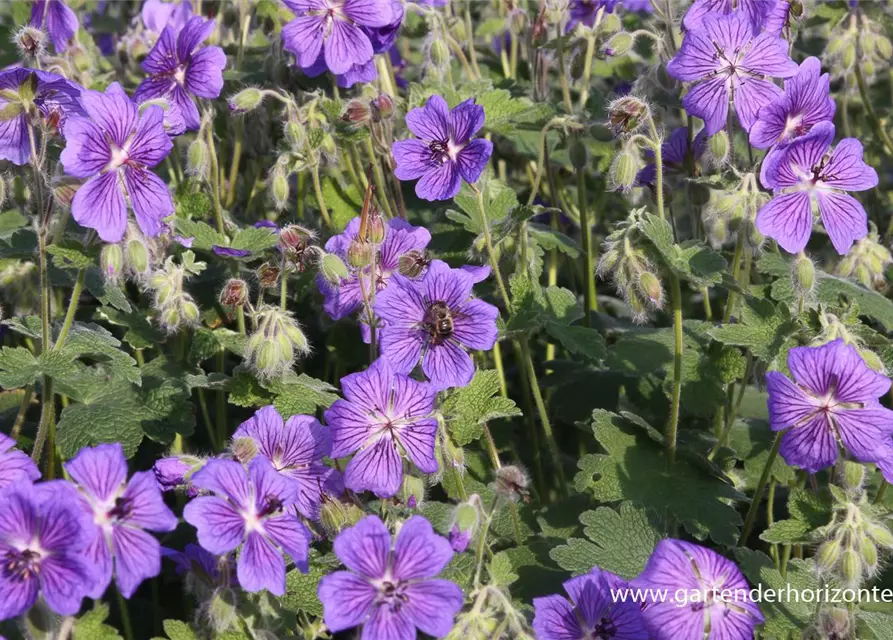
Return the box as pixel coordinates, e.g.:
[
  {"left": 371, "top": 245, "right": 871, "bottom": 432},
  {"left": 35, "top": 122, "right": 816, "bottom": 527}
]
[
  {"left": 61, "top": 83, "right": 174, "bottom": 243},
  {"left": 232, "top": 406, "right": 342, "bottom": 521},
  {"left": 0, "top": 482, "right": 97, "bottom": 621},
  {"left": 134, "top": 15, "right": 227, "bottom": 132},
  {"left": 392, "top": 95, "right": 493, "bottom": 201},
  {"left": 374, "top": 259, "right": 499, "bottom": 389},
  {"left": 183, "top": 457, "right": 311, "bottom": 595},
  {"left": 631, "top": 539, "right": 764, "bottom": 640},
  {"left": 281, "top": 0, "right": 394, "bottom": 76},
  {"left": 65, "top": 443, "right": 178, "bottom": 599},
  {"left": 756, "top": 121, "right": 877, "bottom": 255},
  {"left": 324, "top": 358, "right": 438, "bottom": 497},
  {"left": 666, "top": 11, "right": 797, "bottom": 136},
  {"left": 749, "top": 57, "right": 835, "bottom": 151},
  {"left": 766, "top": 339, "right": 893, "bottom": 477},
  {"left": 533, "top": 568, "right": 649, "bottom": 640},
  {"left": 683, "top": 0, "right": 789, "bottom": 36},
  {"left": 317, "top": 515, "right": 464, "bottom": 638}
]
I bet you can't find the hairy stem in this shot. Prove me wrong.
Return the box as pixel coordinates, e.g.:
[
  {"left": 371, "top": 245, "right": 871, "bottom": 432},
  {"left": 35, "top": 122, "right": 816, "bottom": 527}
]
[
  {"left": 738, "top": 431, "right": 782, "bottom": 546},
  {"left": 311, "top": 165, "right": 334, "bottom": 231},
  {"left": 577, "top": 165, "right": 597, "bottom": 322}
]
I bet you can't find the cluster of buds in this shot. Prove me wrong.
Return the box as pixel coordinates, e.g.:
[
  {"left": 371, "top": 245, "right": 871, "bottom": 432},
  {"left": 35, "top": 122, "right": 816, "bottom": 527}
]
[
  {"left": 244, "top": 305, "right": 310, "bottom": 379},
  {"left": 824, "top": 5, "right": 892, "bottom": 80},
  {"left": 835, "top": 230, "right": 892, "bottom": 290},
  {"left": 598, "top": 212, "right": 665, "bottom": 322},
  {"left": 815, "top": 462, "right": 893, "bottom": 589},
  {"left": 100, "top": 223, "right": 157, "bottom": 284},
  {"left": 146, "top": 251, "right": 204, "bottom": 333},
  {"left": 702, "top": 172, "right": 768, "bottom": 249},
  {"left": 814, "top": 312, "right": 886, "bottom": 373},
  {"left": 447, "top": 585, "right": 534, "bottom": 640}
]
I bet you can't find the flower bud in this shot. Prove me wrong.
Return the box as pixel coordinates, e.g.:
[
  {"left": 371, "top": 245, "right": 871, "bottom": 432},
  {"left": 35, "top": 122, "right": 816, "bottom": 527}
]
[
  {"left": 219, "top": 278, "right": 248, "bottom": 307},
  {"left": 342, "top": 99, "right": 371, "bottom": 125},
  {"left": 101, "top": 243, "right": 124, "bottom": 283},
  {"left": 186, "top": 138, "right": 209, "bottom": 178},
  {"left": 271, "top": 166, "right": 289, "bottom": 211},
  {"left": 15, "top": 26, "right": 44, "bottom": 59},
  {"left": 610, "top": 151, "right": 638, "bottom": 190},
  {"left": 878, "top": 36, "right": 893, "bottom": 60},
  {"left": 371, "top": 93, "right": 394, "bottom": 121},
  {"left": 257, "top": 263, "right": 281, "bottom": 288},
  {"left": 601, "top": 12, "right": 621, "bottom": 33},
  {"left": 161, "top": 307, "right": 181, "bottom": 332},
  {"left": 282, "top": 322, "right": 310, "bottom": 355},
  {"left": 280, "top": 224, "right": 312, "bottom": 252},
  {"left": 638, "top": 271, "right": 664, "bottom": 308},
  {"left": 602, "top": 32, "right": 634, "bottom": 57},
  {"left": 285, "top": 120, "right": 305, "bottom": 148},
  {"left": 794, "top": 255, "right": 815, "bottom": 292},
  {"left": 206, "top": 588, "right": 238, "bottom": 633},
  {"left": 347, "top": 240, "right": 374, "bottom": 267},
  {"left": 229, "top": 87, "right": 264, "bottom": 113},
  {"left": 709, "top": 130, "right": 730, "bottom": 164},
  {"left": 842, "top": 461, "right": 865, "bottom": 493},
  {"left": 840, "top": 548, "right": 861, "bottom": 587},
  {"left": 127, "top": 237, "right": 150, "bottom": 276},
  {"left": 494, "top": 465, "right": 530, "bottom": 502},
  {"left": 867, "top": 523, "right": 893, "bottom": 549},
  {"left": 817, "top": 608, "right": 850, "bottom": 640},
  {"left": 842, "top": 43, "right": 856, "bottom": 69},
  {"left": 320, "top": 253, "right": 349, "bottom": 284},
  {"left": 861, "top": 537, "right": 878, "bottom": 572},
  {"left": 449, "top": 525, "right": 471, "bottom": 553},
  {"left": 569, "top": 141, "right": 588, "bottom": 170},
  {"left": 153, "top": 456, "right": 197, "bottom": 491},
  {"left": 400, "top": 475, "right": 425, "bottom": 508},
  {"left": 181, "top": 299, "right": 200, "bottom": 324},
  {"left": 231, "top": 437, "right": 258, "bottom": 463},
  {"left": 320, "top": 499, "right": 366, "bottom": 538},
  {"left": 398, "top": 250, "right": 430, "bottom": 278},
  {"left": 245, "top": 306, "right": 311, "bottom": 378},
  {"left": 816, "top": 539, "right": 842, "bottom": 573},
  {"left": 429, "top": 39, "right": 450, "bottom": 69}
]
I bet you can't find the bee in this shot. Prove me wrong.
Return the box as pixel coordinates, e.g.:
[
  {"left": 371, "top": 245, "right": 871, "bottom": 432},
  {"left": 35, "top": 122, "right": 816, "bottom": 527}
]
[{"left": 425, "top": 301, "right": 454, "bottom": 341}]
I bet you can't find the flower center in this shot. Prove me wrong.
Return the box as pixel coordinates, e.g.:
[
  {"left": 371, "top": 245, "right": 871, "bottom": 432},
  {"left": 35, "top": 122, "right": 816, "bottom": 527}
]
[
  {"left": 782, "top": 114, "right": 806, "bottom": 141},
  {"left": 3, "top": 547, "right": 41, "bottom": 583},
  {"left": 174, "top": 64, "right": 187, "bottom": 86},
  {"left": 377, "top": 579, "right": 409, "bottom": 612},
  {"left": 589, "top": 617, "right": 617, "bottom": 639},
  {"left": 108, "top": 143, "right": 130, "bottom": 171},
  {"left": 427, "top": 139, "right": 461, "bottom": 166},
  {"left": 107, "top": 495, "right": 133, "bottom": 523},
  {"left": 424, "top": 301, "right": 454, "bottom": 343}
]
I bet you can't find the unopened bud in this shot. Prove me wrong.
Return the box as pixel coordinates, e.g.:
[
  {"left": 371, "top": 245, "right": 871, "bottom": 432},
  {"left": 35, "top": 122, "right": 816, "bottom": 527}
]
[
  {"left": 601, "top": 12, "right": 622, "bottom": 33},
  {"left": 602, "top": 32, "right": 633, "bottom": 57},
  {"left": 794, "top": 255, "right": 815, "bottom": 292},
  {"left": 320, "top": 499, "right": 365, "bottom": 537},
  {"left": 101, "top": 244, "right": 124, "bottom": 282},
  {"left": 842, "top": 43, "right": 856, "bottom": 69},
  {"left": 271, "top": 166, "right": 289, "bottom": 211},
  {"left": 320, "top": 253, "right": 349, "bottom": 284},
  {"left": 569, "top": 141, "right": 588, "bottom": 170},
  {"left": 818, "top": 608, "right": 850, "bottom": 639},
  {"left": 371, "top": 94, "right": 394, "bottom": 121},
  {"left": 398, "top": 250, "right": 430, "bottom": 278},
  {"left": 862, "top": 537, "right": 878, "bottom": 571},
  {"left": 279, "top": 224, "right": 310, "bottom": 251},
  {"left": 638, "top": 271, "right": 664, "bottom": 308},
  {"left": 817, "top": 539, "right": 842, "bottom": 573},
  {"left": 709, "top": 130, "right": 730, "bottom": 164},
  {"left": 127, "top": 238, "right": 150, "bottom": 275},
  {"left": 283, "top": 323, "right": 309, "bottom": 354},
  {"left": 207, "top": 588, "right": 238, "bottom": 632},
  {"left": 608, "top": 96, "right": 648, "bottom": 134},
  {"left": 611, "top": 151, "right": 638, "bottom": 190},
  {"left": 181, "top": 300, "right": 200, "bottom": 324},
  {"left": 257, "top": 263, "right": 281, "bottom": 288},
  {"left": 878, "top": 36, "right": 893, "bottom": 60},
  {"left": 347, "top": 240, "right": 374, "bottom": 267},
  {"left": 285, "top": 120, "right": 305, "bottom": 148},
  {"left": 161, "top": 307, "right": 181, "bottom": 331},
  {"left": 840, "top": 548, "right": 861, "bottom": 587},
  {"left": 229, "top": 88, "right": 264, "bottom": 113},
  {"left": 842, "top": 461, "right": 865, "bottom": 492},
  {"left": 867, "top": 523, "right": 893, "bottom": 549},
  {"left": 400, "top": 475, "right": 425, "bottom": 508},
  {"left": 429, "top": 39, "right": 450, "bottom": 69},
  {"left": 15, "top": 27, "right": 44, "bottom": 58},
  {"left": 219, "top": 278, "right": 248, "bottom": 307},
  {"left": 186, "top": 138, "right": 209, "bottom": 177},
  {"left": 367, "top": 212, "right": 386, "bottom": 244},
  {"left": 231, "top": 437, "right": 258, "bottom": 463}
]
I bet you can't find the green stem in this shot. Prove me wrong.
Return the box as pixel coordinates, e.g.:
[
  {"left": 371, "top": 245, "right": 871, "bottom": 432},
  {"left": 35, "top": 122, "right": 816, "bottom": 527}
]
[
  {"left": 738, "top": 432, "right": 782, "bottom": 547},
  {"left": 225, "top": 119, "right": 244, "bottom": 208},
  {"left": 216, "top": 351, "right": 227, "bottom": 447},
  {"left": 464, "top": 6, "right": 481, "bottom": 79},
  {"left": 206, "top": 125, "right": 225, "bottom": 234},
  {"left": 666, "top": 275, "right": 682, "bottom": 464},
  {"left": 197, "top": 388, "right": 217, "bottom": 450},
  {"left": 55, "top": 269, "right": 85, "bottom": 351},
  {"left": 115, "top": 585, "right": 135, "bottom": 640},
  {"left": 577, "top": 165, "right": 597, "bottom": 321},
  {"left": 554, "top": 23, "right": 573, "bottom": 113},
  {"left": 646, "top": 114, "right": 666, "bottom": 220},
  {"left": 280, "top": 267, "right": 288, "bottom": 311},
  {"left": 519, "top": 340, "right": 566, "bottom": 495},
  {"left": 310, "top": 165, "right": 334, "bottom": 230},
  {"left": 578, "top": 26, "right": 599, "bottom": 111},
  {"left": 364, "top": 137, "right": 396, "bottom": 219},
  {"left": 10, "top": 385, "right": 33, "bottom": 440},
  {"left": 32, "top": 226, "right": 54, "bottom": 468},
  {"left": 474, "top": 188, "right": 511, "bottom": 305},
  {"left": 854, "top": 61, "right": 893, "bottom": 156}
]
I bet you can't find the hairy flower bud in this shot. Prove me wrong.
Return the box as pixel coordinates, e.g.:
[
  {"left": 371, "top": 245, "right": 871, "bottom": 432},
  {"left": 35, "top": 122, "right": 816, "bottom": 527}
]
[
  {"left": 126, "top": 237, "right": 150, "bottom": 277},
  {"left": 231, "top": 437, "right": 258, "bottom": 464},
  {"left": 569, "top": 141, "right": 588, "bottom": 170},
  {"left": 840, "top": 548, "right": 861, "bottom": 588},
  {"left": 342, "top": 99, "right": 371, "bottom": 125},
  {"left": 347, "top": 240, "right": 374, "bottom": 268},
  {"left": 816, "top": 539, "right": 842, "bottom": 573},
  {"left": 494, "top": 465, "right": 530, "bottom": 502},
  {"left": 15, "top": 26, "right": 45, "bottom": 59},
  {"left": 319, "top": 499, "right": 365, "bottom": 537},
  {"left": 841, "top": 461, "right": 865, "bottom": 493},
  {"left": 186, "top": 138, "right": 209, "bottom": 178},
  {"left": 709, "top": 130, "right": 730, "bottom": 164},
  {"left": 794, "top": 254, "right": 816, "bottom": 293},
  {"left": 101, "top": 243, "right": 124, "bottom": 283},
  {"left": 429, "top": 38, "right": 451, "bottom": 70},
  {"left": 637, "top": 271, "right": 664, "bottom": 309},
  {"left": 817, "top": 608, "right": 850, "bottom": 640},
  {"left": 602, "top": 32, "right": 634, "bottom": 57},
  {"left": 610, "top": 150, "right": 638, "bottom": 190},
  {"left": 229, "top": 87, "right": 264, "bottom": 113},
  {"left": 245, "top": 306, "right": 311, "bottom": 378},
  {"left": 371, "top": 93, "right": 394, "bottom": 121},
  {"left": 270, "top": 165, "right": 290, "bottom": 211},
  {"left": 320, "top": 253, "right": 349, "bottom": 284},
  {"left": 257, "top": 263, "right": 281, "bottom": 288},
  {"left": 400, "top": 475, "right": 425, "bottom": 508}
]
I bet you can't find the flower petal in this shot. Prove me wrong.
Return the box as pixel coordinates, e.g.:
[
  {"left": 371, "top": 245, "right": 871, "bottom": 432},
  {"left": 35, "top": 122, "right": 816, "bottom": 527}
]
[
  {"left": 394, "top": 417, "right": 438, "bottom": 474},
  {"left": 379, "top": 326, "right": 426, "bottom": 375},
  {"left": 64, "top": 442, "right": 127, "bottom": 503},
  {"left": 733, "top": 77, "right": 783, "bottom": 134},
  {"left": 449, "top": 99, "right": 485, "bottom": 143},
  {"left": 72, "top": 171, "right": 128, "bottom": 243},
  {"left": 456, "top": 138, "right": 492, "bottom": 185},
  {"left": 361, "top": 605, "right": 415, "bottom": 640},
  {"left": 779, "top": 414, "right": 837, "bottom": 473},
  {"left": 532, "top": 594, "right": 583, "bottom": 640},
  {"left": 392, "top": 516, "right": 454, "bottom": 580},
  {"left": 318, "top": 571, "right": 377, "bottom": 633},
  {"left": 401, "top": 579, "right": 464, "bottom": 638},
  {"left": 406, "top": 95, "right": 450, "bottom": 142},
  {"left": 123, "top": 166, "right": 173, "bottom": 239},
  {"left": 821, "top": 139, "right": 878, "bottom": 192},
  {"left": 238, "top": 531, "right": 286, "bottom": 595},
  {"left": 766, "top": 371, "right": 819, "bottom": 431},
  {"left": 112, "top": 525, "right": 163, "bottom": 598},
  {"left": 60, "top": 117, "right": 110, "bottom": 178},
  {"left": 263, "top": 513, "right": 311, "bottom": 571},
  {"left": 127, "top": 105, "right": 173, "bottom": 167},
  {"left": 344, "top": 433, "right": 403, "bottom": 497},
  {"left": 816, "top": 191, "right": 868, "bottom": 256},
  {"left": 452, "top": 298, "right": 499, "bottom": 351},
  {"left": 185, "top": 46, "right": 227, "bottom": 99},
  {"left": 80, "top": 83, "right": 138, "bottom": 148},
  {"left": 282, "top": 16, "right": 325, "bottom": 69},
  {"left": 754, "top": 191, "right": 813, "bottom": 254},
  {"left": 414, "top": 159, "right": 461, "bottom": 201},
  {"left": 422, "top": 340, "right": 474, "bottom": 390},
  {"left": 333, "top": 515, "right": 391, "bottom": 578},
  {"left": 682, "top": 76, "right": 729, "bottom": 136},
  {"left": 120, "top": 471, "right": 178, "bottom": 531},
  {"left": 183, "top": 496, "right": 246, "bottom": 554},
  {"left": 325, "top": 21, "right": 373, "bottom": 75},
  {"left": 393, "top": 139, "right": 432, "bottom": 181}
]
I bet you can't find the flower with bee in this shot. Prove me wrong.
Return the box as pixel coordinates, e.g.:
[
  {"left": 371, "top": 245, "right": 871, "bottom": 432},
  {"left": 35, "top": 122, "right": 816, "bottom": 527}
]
[{"left": 374, "top": 259, "right": 499, "bottom": 389}]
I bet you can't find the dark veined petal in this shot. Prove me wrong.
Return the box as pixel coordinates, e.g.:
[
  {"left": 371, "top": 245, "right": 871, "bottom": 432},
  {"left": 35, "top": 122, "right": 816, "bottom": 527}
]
[
  {"left": 332, "top": 515, "right": 391, "bottom": 579},
  {"left": 405, "top": 95, "right": 450, "bottom": 142},
  {"left": 111, "top": 525, "right": 164, "bottom": 598},
  {"left": 754, "top": 191, "right": 813, "bottom": 255},
  {"left": 324, "top": 21, "right": 373, "bottom": 75},
  {"left": 282, "top": 16, "right": 326, "bottom": 69},
  {"left": 185, "top": 46, "right": 227, "bottom": 99},
  {"left": 237, "top": 531, "right": 286, "bottom": 595},
  {"left": 681, "top": 76, "right": 729, "bottom": 136},
  {"left": 182, "top": 496, "right": 246, "bottom": 555},
  {"left": 344, "top": 433, "right": 403, "bottom": 497},
  {"left": 820, "top": 139, "right": 878, "bottom": 192},
  {"left": 123, "top": 166, "right": 173, "bottom": 239},
  {"left": 455, "top": 138, "right": 493, "bottom": 184},
  {"left": 422, "top": 339, "right": 475, "bottom": 390},
  {"left": 449, "top": 99, "right": 485, "bottom": 144},
  {"left": 71, "top": 171, "right": 128, "bottom": 243},
  {"left": 60, "top": 116, "right": 111, "bottom": 178},
  {"left": 401, "top": 579, "right": 465, "bottom": 638},
  {"left": 392, "top": 516, "right": 454, "bottom": 580},
  {"left": 79, "top": 83, "right": 138, "bottom": 148},
  {"left": 318, "top": 571, "right": 377, "bottom": 633},
  {"left": 733, "top": 76, "right": 783, "bottom": 134},
  {"left": 779, "top": 413, "right": 838, "bottom": 473},
  {"left": 816, "top": 191, "right": 868, "bottom": 256},
  {"left": 64, "top": 442, "right": 127, "bottom": 504}
]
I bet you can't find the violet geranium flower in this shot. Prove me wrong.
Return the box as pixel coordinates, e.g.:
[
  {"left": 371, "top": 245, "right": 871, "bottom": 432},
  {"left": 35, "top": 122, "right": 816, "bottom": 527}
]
[
  {"left": 374, "top": 259, "right": 499, "bottom": 389},
  {"left": 30, "top": 0, "right": 78, "bottom": 52},
  {"left": 533, "top": 568, "right": 649, "bottom": 640},
  {"left": 683, "top": 0, "right": 789, "bottom": 36},
  {"left": 666, "top": 12, "right": 797, "bottom": 136},
  {"left": 134, "top": 16, "right": 226, "bottom": 131},
  {"left": 232, "top": 405, "right": 342, "bottom": 521},
  {"left": 749, "top": 57, "right": 836, "bottom": 150},
  {"left": 317, "top": 515, "right": 464, "bottom": 638},
  {"left": 766, "top": 339, "right": 893, "bottom": 476},
  {"left": 280, "top": 0, "right": 394, "bottom": 76},
  {"left": 0, "top": 482, "right": 96, "bottom": 620},
  {"left": 65, "top": 443, "right": 178, "bottom": 598},
  {"left": 61, "top": 83, "right": 174, "bottom": 243},
  {"left": 0, "top": 68, "right": 84, "bottom": 166},
  {"left": 392, "top": 95, "right": 493, "bottom": 201},
  {"left": 0, "top": 433, "right": 40, "bottom": 490},
  {"left": 756, "top": 121, "right": 877, "bottom": 255},
  {"left": 141, "top": 0, "right": 194, "bottom": 36},
  {"left": 183, "top": 457, "right": 311, "bottom": 595},
  {"left": 566, "top": 0, "right": 620, "bottom": 32},
  {"left": 324, "top": 357, "right": 438, "bottom": 497},
  {"left": 316, "top": 216, "right": 432, "bottom": 322},
  {"left": 631, "top": 539, "right": 763, "bottom": 640}
]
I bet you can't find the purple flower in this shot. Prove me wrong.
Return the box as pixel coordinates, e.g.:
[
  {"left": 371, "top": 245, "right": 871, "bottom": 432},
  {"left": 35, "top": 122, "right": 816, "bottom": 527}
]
[
  {"left": 631, "top": 539, "right": 763, "bottom": 640},
  {"left": 65, "top": 443, "right": 178, "bottom": 599},
  {"left": 766, "top": 339, "right": 893, "bottom": 477},
  {"left": 683, "top": 0, "right": 788, "bottom": 35},
  {"left": 317, "top": 515, "right": 464, "bottom": 638},
  {"left": 566, "top": 0, "right": 619, "bottom": 32},
  {"left": 212, "top": 246, "right": 252, "bottom": 258},
  {"left": 756, "top": 122, "right": 877, "bottom": 255},
  {"left": 0, "top": 482, "right": 96, "bottom": 620},
  {"left": 324, "top": 358, "right": 438, "bottom": 497},
  {"left": 374, "top": 259, "right": 499, "bottom": 389},
  {"left": 30, "top": 0, "right": 78, "bottom": 52},
  {"left": 666, "top": 12, "right": 797, "bottom": 135},
  {"left": 0, "top": 434, "right": 39, "bottom": 490},
  {"left": 448, "top": 525, "right": 471, "bottom": 553},
  {"left": 0, "top": 68, "right": 84, "bottom": 166},
  {"left": 183, "top": 457, "right": 311, "bottom": 595},
  {"left": 637, "top": 127, "right": 707, "bottom": 186},
  {"left": 392, "top": 95, "right": 493, "bottom": 201},
  {"left": 533, "top": 568, "right": 649, "bottom": 640},
  {"left": 61, "top": 83, "right": 174, "bottom": 243},
  {"left": 749, "top": 57, "right": 835, "bottom": 150},
  {"left": 281, "top": 0, "right": 394, "bottom": 76},
  {"left": 153, "top": 455, "right": 200, "bottom": 492},
  {"left": 134, "top": 16, "right": 226, "bottom": 132},
  {"left": 142, "top": 0, "right": 194, "bottom": 35},
  {"left": 233, "top": 406, "right": 342, "bottom": 521},
  {"left": 317, "top": 216, "right": 431, "bottom": 321}
]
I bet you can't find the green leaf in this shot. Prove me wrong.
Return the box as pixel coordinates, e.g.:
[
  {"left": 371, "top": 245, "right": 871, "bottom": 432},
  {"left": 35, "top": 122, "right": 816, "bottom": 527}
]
[
  {"left": 1, "top": 315, "right": 42, "bottom": 338},
  {"left": 734, "top": 549, "right": 821, "bottom": 639},
  {"left": 550, "top": 502, "right": 661, "bottom": 579},
  {"left": 173, "top": 219, "right": 226, "bottom": 251},
  {"left": 488, "top": 551, "right": 520, "bottom": 586},
  {"left": 321, "top": 176, "right": 363, "bottom": 232},
  {"left": 95, "top": 306, "right": 164, "bottom": 349},
  {"left": 0, "top": 210, "right": 27, "bottom": 238},
  {"left": 73, "top": 603, "right": 123, "bottom": 639},
  {"left": 477, "top": 89, "right": 554, "bottom": 136},
  {"left": 85, "top": 267, "right": 131, "bottom": 312},
  {"left": 160, "top": 620, "right": 199, "bottom": 640},
  {"left": 576, "top": 410, "right": 743, "bottom": 545},
  {"left": 816, "top": 272, "right": 893, "bottom": 332},
  {"left": 637, "top": 211, "right": 727, "bottom": 287},
  {"left": 57, "top": 322, "right": 141, "bottom": 385},
  {"left": 281, "top": 551, "right": 340, "bottom": 617},
  {"left": 759, "top": 519, "right": 813, "bottom": 544},
  {"left": 56, "top": 383, "right": 146, "bottom": 458},
  {"left": 859, "top": 611, "right": 893, "bottom": 640},
  {"left": 708, "top": 296, "right": 798, "bottom": 367},
  {"left": 174, "top": 191, "right": 212, "bottom": 219},
  {"left": 545, "top": 324, "right": 606, "bottom": 361},
  {"left": 528, "top": 222, "right": 581, "bottom": 258},
  {"left": 264, "top": 373, "right": 339, "bottom": 417},
  {"left": 231, "top": 226, "right": 279, "bottom": 252},
  {"left": 47, "top": 241, "right": 95, "bottom": 270},
  {"left": 441, "top": 369, "right": 521, "bottom": 445},
  {"left": 726, "top": 417, "right": 796, "bottom": 488},
  {"left": 0, "top": 347, "right": 78, "bottom": 389},
  {"left": 228, "top": 369, "right": 271, "bottom": 407}
]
